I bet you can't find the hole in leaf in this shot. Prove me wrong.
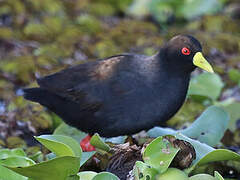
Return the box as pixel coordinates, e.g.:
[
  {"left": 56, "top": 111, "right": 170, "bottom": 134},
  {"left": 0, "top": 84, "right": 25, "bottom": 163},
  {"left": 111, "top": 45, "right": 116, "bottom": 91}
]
[
  {"left": 146, "top": 175, "right": 151, "bottom": 180},
  {"left": 139, "top": 172, "right": 143, "bottom": 178}
]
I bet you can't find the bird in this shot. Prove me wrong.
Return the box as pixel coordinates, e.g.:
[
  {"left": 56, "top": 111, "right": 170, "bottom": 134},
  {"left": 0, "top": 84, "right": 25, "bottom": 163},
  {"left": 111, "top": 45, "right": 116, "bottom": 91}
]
[{"left": 23, "top": 35, "right": 214, "bottom": 138}]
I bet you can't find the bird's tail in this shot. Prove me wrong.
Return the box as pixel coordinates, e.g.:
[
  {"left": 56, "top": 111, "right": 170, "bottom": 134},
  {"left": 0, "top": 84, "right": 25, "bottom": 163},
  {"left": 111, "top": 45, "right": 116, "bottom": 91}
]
[{"left": 23, "top": 88, "right": 63, "bottom": 109}]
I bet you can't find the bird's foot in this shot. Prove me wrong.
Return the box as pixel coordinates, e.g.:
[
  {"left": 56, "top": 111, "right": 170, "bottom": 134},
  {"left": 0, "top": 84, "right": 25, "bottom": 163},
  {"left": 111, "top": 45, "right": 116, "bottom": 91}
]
[{"left": 80, "top": 135, "right": 96, "bottom": 152}]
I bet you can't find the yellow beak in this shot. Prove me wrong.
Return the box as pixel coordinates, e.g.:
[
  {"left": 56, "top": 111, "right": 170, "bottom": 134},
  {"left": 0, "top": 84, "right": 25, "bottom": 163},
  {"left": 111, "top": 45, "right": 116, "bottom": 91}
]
[{"left": 193, "top": 52, "right": 214, "bottom": 73}]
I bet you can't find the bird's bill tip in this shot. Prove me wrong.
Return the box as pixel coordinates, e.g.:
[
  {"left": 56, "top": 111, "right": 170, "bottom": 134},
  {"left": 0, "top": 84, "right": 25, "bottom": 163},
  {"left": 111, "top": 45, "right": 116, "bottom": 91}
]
[{"left": 193, "top": 52, "right": 214, "bottom": 73}]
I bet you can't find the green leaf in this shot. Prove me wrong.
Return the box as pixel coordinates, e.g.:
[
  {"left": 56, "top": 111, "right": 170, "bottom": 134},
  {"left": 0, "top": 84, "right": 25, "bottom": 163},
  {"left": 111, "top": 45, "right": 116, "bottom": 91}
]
[
  {"left": 222, "top": 102, "right": 240, "bottom": 132},
  {"left": 214, "top": 171, "right": 224, "bottom": 180},
  {"left": 0, "top": 156, "right": 35, "bottom": 167},
  {"left": 80, "top": 151, "right": 96, "bottom": 167},
  {"left": 90, "top": 134, "right": 111, "bottom": 152},
  {"left": 176, "top": 133, "right": 214, "bottom": 164},
  {"left": 54, "top": 122, "right": 87, "bottom": 142},
  {"left": 177, "top": 134, "right": 240, "bottom": 173},
  {"left": 6, "top": 156, "right": 81, "bottom": 180},
  {"left": 127, "top": 0, "right": 150, "bottom": 18},
  {"left": 178, "top": 0, "right": 222, "bottom": 20},
  {"left": 133, "top": 161, "right": 158, "bottom": 180},
  {"left": 189, "top": 174, "right": 215, "bottom": 180},
  {"left": 77, "top": 171, "right": 97, "bottom": 180},
  {"left": 188, "top": 73, "right": 224, "bottom": 101},
  {"left": 179, "top": 106, "right": 229, "bottom": 146},
  {"left": 0, "top": 165, "right": 27, "bottom": 180},
  {"left": 142, "top": 136, "right": 179, "bottom": 173},
  {"left": 92, "top": 172, "right": 119, "bottom": 180},
  {"left": 104, "top": 136, "right": 127, "bottom": 144},
  {"left": 194, "top": 149, "right": 240, "bottom": 167},
  {"left": 148, "top": 106, "right": 229, "bottom": 146},
  {"left": 0, "top": 155, "right": 35, "bottom": 180},
  {"left": 0, "top": 148, "right": 26, "bottom": 159},
  {"left": 156, "top": 168, "right": 188, "bottom": 180},
  {"left": 228, "top": 68, "right": 240, "bottom": 83},
  {"left": 35, "top": 135, "right": 82, "bottom": 157}
]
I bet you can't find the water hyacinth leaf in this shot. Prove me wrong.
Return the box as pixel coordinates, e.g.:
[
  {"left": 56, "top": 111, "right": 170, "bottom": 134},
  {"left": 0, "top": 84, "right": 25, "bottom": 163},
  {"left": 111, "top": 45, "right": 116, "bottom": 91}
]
[
  {"left": 92, "top": 172, "right": 119, "bottom": 180},
  {"left": 54, "top": 122, "right": 87, "bottom": 142},
  {"left": 177, "top": 134, "right": 240, "bottom": 172},
  {"left": 228, "top": 68, "right": 240, "bottom": 83},
  {"left": 77, "top": 171, "right": 97, "bottom": 180},
  {"left": 149, "top": 0, "right": 178, "bottom": 24},
  {"left": 156, "top": 168, "right": 188, "bottom": 180},
  {"left": 66, "top": 175, "right": 80, "bottom": 180},
  {"left": 0, "top": 156, "right": 35, "bottom": 167},
  {"left": 222, "top": 102, "right": 240, "bottom": 132},
  {"left": 0, "top": 165, "right": 27, "bottom": 180},
  {"left": 176, "top": 134, "right": 214, "bottom": 166},
  {"left": 188, "top": 73, "right": 224, "bottom": 100},
  {"left": 35, "top": 135, "right": 82, "bottom": 157},
  {"left": 143, "top": 136, "right": 179, "bottom": 173},
  {"left": 179, "top": 106, "right": 229, "bottom": 146},
  {"left": 0, "top": 148, "right": 26, "bottom": 159},
  {"left": 133, "top": 161, "right": 158, "bottom": 180},
  {"left": 178, "top": 0, "right": 222, "bottom": 20},
  {"left": 0, "top": 155, "right": 35, "bottom": 180},
  {"left": 90, "top": 133, "right": 111, "bottom": 152},
  {"left": 193, "top": 149, "right": 240, "bottom": 168},
  {"left": 214, "top": 171, "right": 224, "bottom": 180},
  {"left": 104, "top": 136, "right": 127, "bottom": 144},
  {"left": 6, "top": 156, "right": 81, "bottom": 180},
  {"left": 189, "top": 174, "right": 215, "bottom": 180},
  {"left": 80, "top": 151, "right": 96, "bottom": 167},
  {"left": 127, "top": 0, "right": 150, "bottom": 18},
  {"left": 148, "top": 106, "right": 229, "bottom": 147}
]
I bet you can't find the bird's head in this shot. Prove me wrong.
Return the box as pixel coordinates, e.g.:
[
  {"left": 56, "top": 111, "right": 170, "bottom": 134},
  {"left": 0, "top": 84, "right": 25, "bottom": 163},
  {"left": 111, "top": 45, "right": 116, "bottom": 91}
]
[{"left": 162, "top": 35, "right": 214, "bottom": 73}]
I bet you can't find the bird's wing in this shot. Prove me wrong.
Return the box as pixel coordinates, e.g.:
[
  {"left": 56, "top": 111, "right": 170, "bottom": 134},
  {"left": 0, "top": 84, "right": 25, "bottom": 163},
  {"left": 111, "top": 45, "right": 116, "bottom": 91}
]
[
  {"left": 37, "top": 55, "right": 129, "bottom": 92},
  {"left": 36, "top": 54, "right": 139, "bottom": 105}
]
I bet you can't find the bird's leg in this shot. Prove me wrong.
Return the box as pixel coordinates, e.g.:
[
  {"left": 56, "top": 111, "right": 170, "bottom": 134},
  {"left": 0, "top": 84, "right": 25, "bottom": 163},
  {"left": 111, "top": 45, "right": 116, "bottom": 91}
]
[{"left": 80, "top": 134, "right": 96, "bottom": 152}]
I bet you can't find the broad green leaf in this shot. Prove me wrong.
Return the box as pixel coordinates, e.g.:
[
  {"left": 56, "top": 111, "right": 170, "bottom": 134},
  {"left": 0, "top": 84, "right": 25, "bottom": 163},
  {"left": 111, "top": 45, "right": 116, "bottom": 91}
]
[
  {"left": 54, "top": 123, "right": 87, "bottom": 142},
  {"left": 222, "top": 102, "right": 240, "bottom": 132},
  {"left": 194, "top": 149, "right": 240, "bottom": 167},
  {"left": 104, "top": 136, "right": 127, "bottom": 144},
  {"left": 6, "top": 156, "right": 81, "bottom": 180},
  {"left": 228, "top": 68, "right": 240, "bottom": 83},
  {"left": 214, "top": 171, "right": 224, "bottom": 180},
  {"left": 90, "top": 134, "right": 110, "bottom": 152},
  {"left": 92, "top": 172, "right": 119, "bottom": 180},
  {"left": 77, "top": 171, "right": 97, "bottom": 180},
  {"left": 0, "top": 165, "right": 27, "bottom": 180},
  {"left": 179, "top": 106, "right": 229, "bottom": 146},
  {"left": 156, "top": 168, "right": 188, "bottom": 180},
  {"left": 80, "top": 151, "right": 96, "bottom": 167},
  {"left": 0, "top": 155, "right": 35, "bottom": 180},
  {"left": 143, "top": 136, "right": 179, "bottom": 173},
  {"left": 0, "top": 156, "right": 35, "bottom": 167},
  {"left": 188, "top": 73, "right": 224, "bottom": 100},
  {"left": 148, "top": 106, "right": 229, "bottom": 146},
  {"left": 0, "top": 148, "right": 26, "bottom": 159},
  {"left": 178, "top": 0, "right": 222, "bottom": 20},
  {"left": 176, "top": 133, "right": 214, "bottom": 164},
  {"left": 66, "top": 175, "right": 80, "bottom": 180},
  {"left": 189, "top": 174, "right": 215, "bottom": 180},
  {"left": 35, "top": 135, "right": 82, "bottom": 157},
  {"left": 177, "top": 134, "right": 240, "bottom": 173},
  {"left": 133, "top": 161, "right": 158, "bottom": 180},
  {"left": 127, "top": 0, "right": 150, "bottom": 18}
]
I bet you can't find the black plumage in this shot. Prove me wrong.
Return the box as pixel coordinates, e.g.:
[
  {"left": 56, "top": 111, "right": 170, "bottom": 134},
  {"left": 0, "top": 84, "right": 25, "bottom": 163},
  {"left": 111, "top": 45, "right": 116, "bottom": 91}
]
[{"left": 23, "top": 35, "right": 213, "bottom": 137}]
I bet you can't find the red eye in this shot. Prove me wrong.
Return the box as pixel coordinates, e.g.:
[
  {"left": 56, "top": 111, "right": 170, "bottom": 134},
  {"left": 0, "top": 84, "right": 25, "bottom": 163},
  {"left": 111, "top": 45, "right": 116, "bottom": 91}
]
[{"left": 181, "top": 47, "right": 191, "bottom": 55}]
